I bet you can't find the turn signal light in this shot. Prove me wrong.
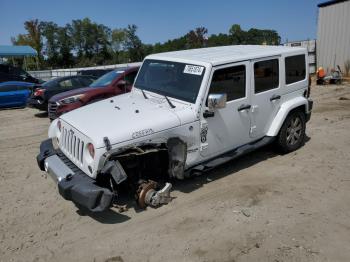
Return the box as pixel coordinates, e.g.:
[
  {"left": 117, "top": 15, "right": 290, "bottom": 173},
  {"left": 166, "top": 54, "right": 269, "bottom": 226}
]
[
  {"left": 87, "top": 143, "right": 95, "bottom": 158},
  {"left": 57, "top": 120, "right": 61, "bottom": 131}
]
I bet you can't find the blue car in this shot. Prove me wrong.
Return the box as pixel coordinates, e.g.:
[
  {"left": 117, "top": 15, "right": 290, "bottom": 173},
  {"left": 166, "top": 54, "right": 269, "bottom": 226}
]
[{"left": 0, "top": 81, "right": 35, "bottom": 109}]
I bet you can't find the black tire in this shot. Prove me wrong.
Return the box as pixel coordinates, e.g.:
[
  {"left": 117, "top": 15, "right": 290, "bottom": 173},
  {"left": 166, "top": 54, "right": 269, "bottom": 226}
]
[{"left": 277, "top": 110, "right": 306, "bottom": 153}]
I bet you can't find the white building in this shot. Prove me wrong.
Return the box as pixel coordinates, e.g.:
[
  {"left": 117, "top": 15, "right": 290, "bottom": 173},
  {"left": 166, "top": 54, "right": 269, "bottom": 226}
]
[{"left": 317, "top": 0, "right": 350, "bottom": 73}]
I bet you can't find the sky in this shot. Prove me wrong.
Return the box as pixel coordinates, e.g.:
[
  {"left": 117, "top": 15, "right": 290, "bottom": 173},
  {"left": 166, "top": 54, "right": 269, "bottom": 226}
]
[{"left": 0, "top": 0, "right": 322, "bottom": 45}]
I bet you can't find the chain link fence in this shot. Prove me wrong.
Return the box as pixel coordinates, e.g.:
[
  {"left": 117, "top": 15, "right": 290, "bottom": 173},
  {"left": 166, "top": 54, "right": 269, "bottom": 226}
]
[{"left": 28, "top": 62, "right": 142, "bottom": 81}]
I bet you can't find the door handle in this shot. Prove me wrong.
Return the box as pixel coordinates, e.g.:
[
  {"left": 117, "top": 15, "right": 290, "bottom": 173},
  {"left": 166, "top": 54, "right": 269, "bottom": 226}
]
[
  {"left": 270, "top": 94, "right": 281, "bottom": 101},
  {"left": 237, "top": 104, "right": 251, "bottom": 112}
]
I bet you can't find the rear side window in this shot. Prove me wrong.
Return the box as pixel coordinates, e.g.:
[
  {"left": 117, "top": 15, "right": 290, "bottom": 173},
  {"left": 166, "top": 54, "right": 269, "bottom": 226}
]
[
  {"left": 79, "top": 77, "right": 94, "bottom": 86},
  {"left": 59, "top": 79, "right": 73, "bottom": 88},
  {"left": 285, "top": 55, "right": 306, "bottom": 84},
  {"left": 209, "top": 65, "right": 246, "bottom": 101},
  {"left": 254, "top": 59, "right": 279, "bottom": 93}
]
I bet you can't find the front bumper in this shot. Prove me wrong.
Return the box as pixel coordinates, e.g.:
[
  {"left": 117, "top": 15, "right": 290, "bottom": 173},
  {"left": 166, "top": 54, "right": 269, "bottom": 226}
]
[
  {"left": 37, "top": 139, "right": 113, "bottom": 212},
  {"left": 27, "top": 97, "right": 47, "bottom": 111}
]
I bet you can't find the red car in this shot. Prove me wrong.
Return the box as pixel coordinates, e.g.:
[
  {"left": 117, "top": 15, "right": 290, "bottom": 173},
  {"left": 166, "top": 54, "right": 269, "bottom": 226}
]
[{"left": 48, "top": 66, "right": 139, "bottom": 120}]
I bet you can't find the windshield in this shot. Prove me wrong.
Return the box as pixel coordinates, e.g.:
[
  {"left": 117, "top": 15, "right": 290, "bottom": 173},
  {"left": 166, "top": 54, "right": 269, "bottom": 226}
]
[
  {"left": 134, "top": 59, "right": 205, "bottom": 103},
  {"left": 90, "top": 70, "right": 122, "bottom": 87}
]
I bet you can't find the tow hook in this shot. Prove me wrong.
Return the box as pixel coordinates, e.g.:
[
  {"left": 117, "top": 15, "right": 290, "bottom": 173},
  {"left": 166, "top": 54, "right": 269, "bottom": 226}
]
[{"left": 136, "top": 180, "right": 173, "bottom": 208}]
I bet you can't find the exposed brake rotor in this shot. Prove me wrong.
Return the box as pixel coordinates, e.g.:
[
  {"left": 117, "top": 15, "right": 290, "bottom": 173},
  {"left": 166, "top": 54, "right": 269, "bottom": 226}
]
[
  {"left": 137, "top": 180, "right": 158, "bottom": 208},
  {"left": 136, "top": 180, "right": 173, "bottom": 208}
]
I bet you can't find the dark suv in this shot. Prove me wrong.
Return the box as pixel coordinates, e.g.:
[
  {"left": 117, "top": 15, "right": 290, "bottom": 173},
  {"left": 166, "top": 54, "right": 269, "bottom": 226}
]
[
  {"left": 0, "top": 64, "right": 41, "bottom": 84},
  {"left": 27, "top": 75, "right": 96, "bottom": 111}
]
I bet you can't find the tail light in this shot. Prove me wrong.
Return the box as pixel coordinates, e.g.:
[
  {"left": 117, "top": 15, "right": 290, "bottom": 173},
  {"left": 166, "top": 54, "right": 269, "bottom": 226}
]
[
  {"left": 34, "top": 88, "right": 45, "bottom": 97},
  {"left": 57, "top": 120, "right": 61, "bottom": 131}
]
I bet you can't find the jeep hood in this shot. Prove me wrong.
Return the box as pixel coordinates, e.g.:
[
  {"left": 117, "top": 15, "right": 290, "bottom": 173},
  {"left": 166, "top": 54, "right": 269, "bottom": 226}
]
[{"left": 60, "top": 93, "right": 192, "bottom": 148}]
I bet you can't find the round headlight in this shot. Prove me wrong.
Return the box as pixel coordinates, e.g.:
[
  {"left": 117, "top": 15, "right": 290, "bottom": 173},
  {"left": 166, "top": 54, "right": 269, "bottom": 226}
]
[
  {"left": 57, "top": 120, "right": 61, "bottom": 131},
  {"left": 87, "top": 143, "right": 95, "bottom": 158}
]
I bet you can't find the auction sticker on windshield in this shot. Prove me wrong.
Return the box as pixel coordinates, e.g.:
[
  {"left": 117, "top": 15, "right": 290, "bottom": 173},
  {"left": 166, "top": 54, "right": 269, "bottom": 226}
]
[{"left": 184, "top": 65, "right": 204, "bottom": 75}]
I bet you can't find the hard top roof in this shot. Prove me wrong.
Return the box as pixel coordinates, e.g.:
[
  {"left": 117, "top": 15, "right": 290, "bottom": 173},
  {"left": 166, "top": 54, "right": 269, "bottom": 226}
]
[{"left": 147, "top": 45, "right": 306, "bottom": 66}]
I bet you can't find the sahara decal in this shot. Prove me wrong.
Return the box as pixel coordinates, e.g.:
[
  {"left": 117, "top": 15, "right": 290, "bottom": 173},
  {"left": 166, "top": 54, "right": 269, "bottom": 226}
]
[{"left": 132, "top": 128, "right": 154, "bottom": 139}]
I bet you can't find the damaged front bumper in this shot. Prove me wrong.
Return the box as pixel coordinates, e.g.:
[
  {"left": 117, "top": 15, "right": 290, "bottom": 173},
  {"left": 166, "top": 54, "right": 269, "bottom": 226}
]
[{"left": 37, "top": 139, "right": 113, "bottom": 212}]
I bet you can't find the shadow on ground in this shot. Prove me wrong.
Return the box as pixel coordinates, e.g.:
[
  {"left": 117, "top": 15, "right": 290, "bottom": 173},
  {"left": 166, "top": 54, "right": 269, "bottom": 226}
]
[
  {"left": 34, "top": 111, "right": 48, "bottom": 118},
  {"left": 75, "top": 136, "right": 311, "bottom": 223},
  {"left": 76, "top": 207, "right": 131, "bottom": 224},
  {"left": 174, "top": 135, "right": 311, "bottom": 194}
]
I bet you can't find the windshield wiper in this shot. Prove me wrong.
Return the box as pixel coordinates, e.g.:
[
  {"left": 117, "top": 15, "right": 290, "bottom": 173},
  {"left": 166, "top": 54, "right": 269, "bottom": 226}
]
[
  {"left": 164, "top": 95, "right": 176, "bottom": 109},
  {"left": 141, "top": 89, "right": 148, "bottom": 99}
]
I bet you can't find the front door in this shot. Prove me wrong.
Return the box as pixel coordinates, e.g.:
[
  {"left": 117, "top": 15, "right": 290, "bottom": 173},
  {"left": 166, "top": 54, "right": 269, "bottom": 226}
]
[
  {"left": 200, "top": 61, "right": 252, "bottom": 158},
  {"left": 250, "top": 57, "right": 281, "bottom": 138}
]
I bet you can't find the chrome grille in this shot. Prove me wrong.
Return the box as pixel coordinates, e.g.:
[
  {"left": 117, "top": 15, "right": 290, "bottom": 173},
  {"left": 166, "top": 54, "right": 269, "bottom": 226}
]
[
  {"left": 60, "top": 126, "right": 84, "bottom": 165},
  {"left": 48, "top": 102, "right": 58, "bottom": 120}
]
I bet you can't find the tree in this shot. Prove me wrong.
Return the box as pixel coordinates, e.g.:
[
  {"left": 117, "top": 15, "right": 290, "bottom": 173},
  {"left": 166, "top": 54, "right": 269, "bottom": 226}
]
[
  {"left": 207, "top": 33, "right": 231, "bottom": 47},
  {"left": 25, "top": 19, "right": 43, "bottom": 63},
  {"left": 186, "top": 27, "right": 208, "bottom": 48},
  {"left": 112, "top": 29, "right": 126, "bottom": 52},
  {"left": 57, "top": 25, "right": 74, "bottom": 67},
  {"left": 40, "top": 21, "right": 59, "bottom": 67},
  {"left": 229, "top": 24, "right": 246, "bottom": 44},
  {"left": 12, "top": 19, "right": 43, "bottom": 67},
  {"left": 124, "top": 24, "right": 143, "bottom": 62},
  {"left": 11, "top": 19, "right": 282, "bottom": 69},
  {"left": 111, "top": 28, "right": 127, "bottom": 63}
]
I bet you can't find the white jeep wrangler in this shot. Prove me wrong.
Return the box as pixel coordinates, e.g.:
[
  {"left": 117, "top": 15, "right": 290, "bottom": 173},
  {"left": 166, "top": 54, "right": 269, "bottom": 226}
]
[{"left": 37, "top": 45, "right": 313, "bottom": 212}]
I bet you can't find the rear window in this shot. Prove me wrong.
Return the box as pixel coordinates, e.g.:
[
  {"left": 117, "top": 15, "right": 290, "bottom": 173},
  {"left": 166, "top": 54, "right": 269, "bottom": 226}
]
[
  {"left": 285, "top": 55, "right": 306, "bottom": 84},
  {"left": 90, "top": 71, "right": 122, "bottom": 87}
]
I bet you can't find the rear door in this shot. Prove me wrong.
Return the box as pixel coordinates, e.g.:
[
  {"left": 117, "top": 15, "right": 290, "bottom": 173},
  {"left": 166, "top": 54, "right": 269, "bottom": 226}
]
[
  {"left": 15, "top": 85, "right": 30, "bottom": 106},
  {"left": 250, "top": 57, "right": 281, "bottom": 138}
]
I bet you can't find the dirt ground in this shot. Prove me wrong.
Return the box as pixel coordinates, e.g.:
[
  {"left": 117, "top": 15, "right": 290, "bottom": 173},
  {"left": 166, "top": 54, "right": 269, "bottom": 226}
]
[{"left": 1, "top": 83, "right": 350, "bottom": 262}]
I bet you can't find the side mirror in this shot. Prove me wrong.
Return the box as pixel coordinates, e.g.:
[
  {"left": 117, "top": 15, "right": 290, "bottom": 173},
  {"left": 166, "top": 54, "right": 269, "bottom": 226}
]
[{"left": 208, "top": 93, "right": 227, "bottom": 111}]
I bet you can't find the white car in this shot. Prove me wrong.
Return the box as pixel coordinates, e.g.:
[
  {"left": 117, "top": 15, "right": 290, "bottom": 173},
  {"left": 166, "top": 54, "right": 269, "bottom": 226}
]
[{"left": 37, "top": 45, "right": 313, "bottom": 212}]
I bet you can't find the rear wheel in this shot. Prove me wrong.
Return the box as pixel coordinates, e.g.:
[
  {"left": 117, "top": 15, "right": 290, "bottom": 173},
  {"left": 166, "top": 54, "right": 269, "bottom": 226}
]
[{"left": 277, "top": 110, "right": 306, "bottom": 153}]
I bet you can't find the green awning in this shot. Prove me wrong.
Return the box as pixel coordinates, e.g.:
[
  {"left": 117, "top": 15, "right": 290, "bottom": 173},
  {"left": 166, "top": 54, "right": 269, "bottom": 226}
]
[{"left": 0, "top": 45, "right": 37, "bottom": 57}]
